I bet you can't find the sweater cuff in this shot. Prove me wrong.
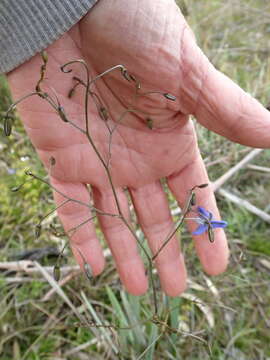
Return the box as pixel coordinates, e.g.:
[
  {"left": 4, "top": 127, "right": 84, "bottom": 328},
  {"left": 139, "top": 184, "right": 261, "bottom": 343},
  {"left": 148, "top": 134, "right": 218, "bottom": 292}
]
[{"left": 0, "top": 0, "right": 98, "bottom": 73}]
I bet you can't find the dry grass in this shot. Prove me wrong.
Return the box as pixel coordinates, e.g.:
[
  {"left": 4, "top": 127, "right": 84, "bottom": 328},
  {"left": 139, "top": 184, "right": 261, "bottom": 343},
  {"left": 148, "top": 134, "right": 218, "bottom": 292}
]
[{"left": 1, "top": 0, "right": 270, "bottom": 359}]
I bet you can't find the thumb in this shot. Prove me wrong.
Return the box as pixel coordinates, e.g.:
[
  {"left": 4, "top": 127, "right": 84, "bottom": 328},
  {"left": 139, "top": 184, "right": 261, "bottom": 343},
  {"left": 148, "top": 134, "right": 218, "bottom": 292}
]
[{"left": 179, "top": 27, "right": 270, "bottom": 148}]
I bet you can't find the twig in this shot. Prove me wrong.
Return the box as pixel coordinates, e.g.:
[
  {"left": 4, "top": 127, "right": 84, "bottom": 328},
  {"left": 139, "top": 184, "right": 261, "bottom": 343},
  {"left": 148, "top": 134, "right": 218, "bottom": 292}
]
[
  {"left": 0, "top": 249, "right": 111, "bottom": 276},
  {"left": 3, "top": 277, "right": 46, "bottom": 283},
  {"left": 246, "top": 164, "right": 270, "bottom": 173},
  {"left": 212, "top": 148, "right": 263, "bottom": 191},
  {"left": 0, "top": 260, "right": 80, "bottom": 275},
  {"left": 42, "top": 270, "right": 81, "bottom": 301},
  {"left": 217, "top": 188, "right": 270, "bottom": 223}
]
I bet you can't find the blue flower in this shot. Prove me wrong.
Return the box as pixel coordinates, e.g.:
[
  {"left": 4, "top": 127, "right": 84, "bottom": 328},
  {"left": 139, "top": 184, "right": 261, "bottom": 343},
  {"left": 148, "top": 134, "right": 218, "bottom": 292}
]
[{"left": 192, "top": 206, "right": 228, "bottom": 237}]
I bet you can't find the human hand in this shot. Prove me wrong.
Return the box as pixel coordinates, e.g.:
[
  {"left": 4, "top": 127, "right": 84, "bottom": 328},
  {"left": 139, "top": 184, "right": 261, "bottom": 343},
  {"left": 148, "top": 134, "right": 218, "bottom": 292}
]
[{"left": 7, "top": 0, "right": 270, "bottom": 296}]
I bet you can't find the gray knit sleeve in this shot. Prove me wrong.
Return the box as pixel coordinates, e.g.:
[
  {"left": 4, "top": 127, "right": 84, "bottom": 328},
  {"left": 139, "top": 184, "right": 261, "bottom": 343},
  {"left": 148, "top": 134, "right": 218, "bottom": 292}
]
[{"left": 0, "top": 0, "right": 98, "bottom": 74}]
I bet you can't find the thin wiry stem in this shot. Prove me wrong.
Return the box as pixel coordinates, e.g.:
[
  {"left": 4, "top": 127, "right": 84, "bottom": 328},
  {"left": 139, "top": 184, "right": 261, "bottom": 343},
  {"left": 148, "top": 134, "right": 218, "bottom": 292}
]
[
  {"left": 25, "top": 171, "right": 118, "bottom": 218},
  {"left": 7, "top": 55, "right": 210, "bottom": 324},
  {"left": 152, "top": 184, "right": 208, "bottom": 261},
  {"left": 61, "top": 60, "right": 159, "bottom": 314},
  {"left": 37, "top": 199, "right": 70, "bottom": 226}
]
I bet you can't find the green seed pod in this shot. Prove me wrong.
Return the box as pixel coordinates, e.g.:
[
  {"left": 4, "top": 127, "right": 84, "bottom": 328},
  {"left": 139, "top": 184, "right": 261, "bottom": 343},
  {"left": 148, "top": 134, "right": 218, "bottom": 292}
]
[
  {"left": 208, "top": 227, "right": 214, "bottom": 243},
  {"left": 11, "top": 184, "right": 23, "bottom": 192},
  {"left": 84, "top": 262, "right": 92, "bottom": 281},
  {"left": 4, "top": 117, "right": 12, "bottom": 136},
  {"left": 35, "top": 224, "right": 42, "bottom": 239},
  {"left": 53, "top": 264, "right": 61, "bottom": 281},
  {"left": 163, "top": 93, "right": 176, "bottom": 101},
  {"left": 25, "top": 170, "right": 33, "bottom": 177},
  {"left": 190, "top": 192, "right": 196, "bottom": 206}
]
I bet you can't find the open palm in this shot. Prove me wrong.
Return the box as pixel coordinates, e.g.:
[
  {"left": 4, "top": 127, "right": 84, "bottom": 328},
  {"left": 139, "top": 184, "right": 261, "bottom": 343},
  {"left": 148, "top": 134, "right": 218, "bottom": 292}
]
[{"left": 8, "top": 0, "right": 270, "bottom": 296}]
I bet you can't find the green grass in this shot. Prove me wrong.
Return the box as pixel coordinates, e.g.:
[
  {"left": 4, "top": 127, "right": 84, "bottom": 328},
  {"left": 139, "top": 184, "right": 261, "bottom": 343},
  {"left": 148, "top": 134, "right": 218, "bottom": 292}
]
[{"left": 1, "top": 1, "right": 270, "bottom": 359}]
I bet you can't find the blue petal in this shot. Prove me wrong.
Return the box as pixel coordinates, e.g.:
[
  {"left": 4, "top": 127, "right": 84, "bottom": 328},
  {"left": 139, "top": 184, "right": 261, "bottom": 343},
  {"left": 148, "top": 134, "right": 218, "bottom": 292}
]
[
  {"left": 197, "top": 206, "right": 212, "bottom": 220},
  {"left": 210, "top": 221, "right": 228, "bottom": 229},
  {"left": 192, "top": 224, "right": 208, "bottom": 235}
]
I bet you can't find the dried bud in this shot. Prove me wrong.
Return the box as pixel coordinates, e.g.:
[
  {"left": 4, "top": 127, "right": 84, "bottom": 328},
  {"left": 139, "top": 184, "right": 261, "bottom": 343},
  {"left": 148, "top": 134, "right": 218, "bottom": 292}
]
[
  {"left": 4, "top": 117, "right": 12, "bottom": 136},
  {"left": 163, "top": 93, "right": 176, "bottom": 101},
  {"left": 53, "top": 264, "right": 61, "bottom": 281}
]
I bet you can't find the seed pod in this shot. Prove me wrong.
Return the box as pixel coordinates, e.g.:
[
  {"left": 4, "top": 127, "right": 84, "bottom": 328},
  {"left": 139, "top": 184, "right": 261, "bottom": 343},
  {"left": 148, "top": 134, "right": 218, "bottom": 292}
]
[
  {"left": 4, "top": 117, "right": 12, "bottom": 136},
  {"left": 146, "top": 117, "right": 153, "bottom": 130},
  {"left": 99, "top": 106, "right": 109, "bottom": 121},
  {"left": 208, "top": 227, "right": 214, "bottom": 243},
  {"left": 25, "top": 170, "right": 33, "bottom": 177},
  {"left": 198, "top": 183, "right": 208, "bottom": 189},
  {"left": 35, "top": 224, "right": 42, "bottom": 239},
  {"left": 38, "top": 92, "right": 48, "bottom": 99},
  {"left": 58, "top": 107, "right": 68, "bottom": 122},
  {"left": 145, "top": 269, "right": 148, "bottom": 277},
  {"left": 11, "top": 184, "right": 23, "bottom": 192},
  {"left": 68, "top": 87, "right": 76, "bottom": 98},
  {"left": 163, "top": 93, "right": 176, "bottom": 101},
  {"left": 50, "top": 157, "right": 56, "bottom": 166},
  {"left": 121, "top": 68, "right": 133, "bottom": 82},
  {"left": 190, "top": 192, "right": 196, "bottom": 206},
  {"left": 135, "top": 80, "right": 141, "bottom": 90},
  {"left": 53, "top": 264, "right": 61, "bottom": 281},
  {"left": 49, "top": 224, "right": 58, "bottom": 236},
  {"left": 128, "top": 74, "right": 137, "bottom": 82},
  {"left": 84, "top": 262, "right": 92, "bottom": 281}
]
